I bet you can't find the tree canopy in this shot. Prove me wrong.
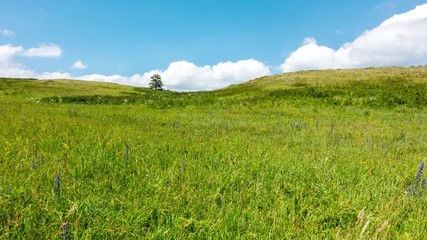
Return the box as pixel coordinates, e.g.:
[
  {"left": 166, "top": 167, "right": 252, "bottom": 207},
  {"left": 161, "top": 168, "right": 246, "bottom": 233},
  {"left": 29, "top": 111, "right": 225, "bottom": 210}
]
[{"left": 149, "top": 74, "right": 164, "bottom": 91}]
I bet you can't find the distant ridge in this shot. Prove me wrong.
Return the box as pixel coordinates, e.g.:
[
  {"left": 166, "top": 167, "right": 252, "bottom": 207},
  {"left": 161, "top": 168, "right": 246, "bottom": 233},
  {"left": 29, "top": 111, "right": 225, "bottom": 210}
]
[{"left": 1, "top": 66, "right": 427, "bottom": 95}]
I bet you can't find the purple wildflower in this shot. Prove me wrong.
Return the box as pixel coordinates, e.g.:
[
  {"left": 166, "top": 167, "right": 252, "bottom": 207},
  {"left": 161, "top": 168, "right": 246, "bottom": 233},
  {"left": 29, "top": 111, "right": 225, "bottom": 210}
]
[
  {"left": 408, "top": 161, "right": 426, "bottom": 198},
  {"left": 31, "top": 157, "right": 36, "bottom": 170},
  {"left": 61, "top": 223, "right": 70, "bottom": 239},
  {"left": 54, "top": 174, "right": 61, "bottom": 198}
]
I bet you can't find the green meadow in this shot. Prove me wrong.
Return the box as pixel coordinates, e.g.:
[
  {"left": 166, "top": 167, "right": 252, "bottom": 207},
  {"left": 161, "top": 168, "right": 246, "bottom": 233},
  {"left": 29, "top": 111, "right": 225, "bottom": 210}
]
[{"left": 1, "top": 66, "right": 427, "bottom": 239}]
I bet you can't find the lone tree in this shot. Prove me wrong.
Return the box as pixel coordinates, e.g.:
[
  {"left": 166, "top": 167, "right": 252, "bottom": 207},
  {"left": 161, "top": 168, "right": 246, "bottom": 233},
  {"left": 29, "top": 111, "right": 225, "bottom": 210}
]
[{"left": 149, "top": 74, "right": 164, "bottom": 91}]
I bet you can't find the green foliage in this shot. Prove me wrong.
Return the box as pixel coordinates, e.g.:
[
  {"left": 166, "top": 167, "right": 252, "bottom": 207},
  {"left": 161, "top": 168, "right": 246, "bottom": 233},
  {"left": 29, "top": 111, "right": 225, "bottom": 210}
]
[
  {"left": 1, "top": 66, "right": 427, "bottom": 238},
  {"left": 149, "top": 74, "right": 164, "bottom": 91}
]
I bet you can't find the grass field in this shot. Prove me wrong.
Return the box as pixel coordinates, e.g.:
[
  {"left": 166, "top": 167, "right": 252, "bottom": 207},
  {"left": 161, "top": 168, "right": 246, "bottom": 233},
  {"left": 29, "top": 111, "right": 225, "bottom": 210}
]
[{"left": 1, "top": 67, "right": 427, "bottom": 238}]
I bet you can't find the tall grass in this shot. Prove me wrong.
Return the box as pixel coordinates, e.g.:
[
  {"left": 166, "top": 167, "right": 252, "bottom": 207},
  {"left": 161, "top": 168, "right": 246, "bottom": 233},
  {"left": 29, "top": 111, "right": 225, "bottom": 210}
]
[{"left": 1, "top": 66, "right": 427, "bottom": 238}]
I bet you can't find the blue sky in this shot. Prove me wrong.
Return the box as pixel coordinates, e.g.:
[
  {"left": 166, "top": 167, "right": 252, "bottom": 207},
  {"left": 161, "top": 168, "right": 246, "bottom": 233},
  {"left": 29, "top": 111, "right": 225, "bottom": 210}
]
[{"left": 1, "top": 0, "right": 427, "bottom": 90}]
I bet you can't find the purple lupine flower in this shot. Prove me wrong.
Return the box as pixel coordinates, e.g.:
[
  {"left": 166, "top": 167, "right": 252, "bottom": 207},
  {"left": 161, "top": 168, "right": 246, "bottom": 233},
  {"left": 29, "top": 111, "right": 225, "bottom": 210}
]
[
  {"left": 417, "top": 161, "right": 425, "bottom": 176},
  {"left": 408, "top": 161, "right": 426, "bottom": 198},
  {"left": 61, "top": 223, "right": 70, "bottom": 239},
  {"left": 54, "top": 174, "right": 61, "bottom": 198},
  {"left": 61, "top": 233, "right": 70, "bottom": 239},
  {"left": 422, "top": 179, "right": 426, "bottom": 197},
  {"left": 413, "top": 161, "right": 425, "bottom": 196},
  {"left": 31, "top": 157, "right": 36, "bottom": 170},
  {"left": 181, "top": 158, "right": 185, "bottom": 172}
]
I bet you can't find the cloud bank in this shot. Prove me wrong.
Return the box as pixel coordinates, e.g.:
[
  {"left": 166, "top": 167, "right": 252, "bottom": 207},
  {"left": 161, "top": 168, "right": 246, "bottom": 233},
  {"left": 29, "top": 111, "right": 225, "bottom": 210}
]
[
  {"left": 0, "top": 44, "right": 35, "bottom": 78},
  {"left": 0, "top": 43, "right": 270, "bottom": 90},
  {"left": 281, "top": 4, "right": 427, "bottom": 72},
  {"left": 78, "top": 59, "right": 271, "bottom": 91}
]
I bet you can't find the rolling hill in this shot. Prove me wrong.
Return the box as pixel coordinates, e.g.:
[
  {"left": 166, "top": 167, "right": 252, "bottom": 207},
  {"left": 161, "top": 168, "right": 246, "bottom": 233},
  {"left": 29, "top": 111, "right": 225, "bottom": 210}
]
[
  {"left": 2, "top": 66, "right": 427, "bottom": 110},
  {"left": 1, "top": 66, "right": 427, "bottom": 238}
]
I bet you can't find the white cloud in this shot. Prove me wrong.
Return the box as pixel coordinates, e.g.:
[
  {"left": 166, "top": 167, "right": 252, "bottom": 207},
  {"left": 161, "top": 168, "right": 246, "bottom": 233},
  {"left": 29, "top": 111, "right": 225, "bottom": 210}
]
[
  {"left": 0, "top": 44, "right": 23, "bottom": 65},
  {"left": 0, "top": 67, "right": 36, "bottom": 78},
  {"left": 75, "top": 59, "right": 271, "bottom": 91},
  {"left": 38, "top": 71, "right": 72, "bottom": 79},
  {"left": 281, "top": 3, "right": 427, "bottom": 72},
  {"left": 0, "top": 44, "right": 34, "bottom": 78},
  {"left": 72, "top": 60, "right": 87, "bottom": 69},
  {"left": 0, "top": 43, "right": 65, "bottom": 78},
  {"left": 22, "top": 43, "right": 62, "bottom": 58},
  {"left": 77, "top": 74, "right": 132, "bottom": 83},
  {"left": 0, "top": 29, "right": 15, "bottom": 37},
  {"left": 159, "top": 59, "right": 270, "bottom": 91},
  {"left": 0, "top": 42, "right": 270, "bottom": 90}
]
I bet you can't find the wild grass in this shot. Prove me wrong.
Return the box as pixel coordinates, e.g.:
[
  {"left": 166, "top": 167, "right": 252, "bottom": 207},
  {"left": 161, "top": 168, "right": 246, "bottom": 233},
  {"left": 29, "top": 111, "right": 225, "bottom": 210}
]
[{"left": 1, "top": 66, "right": 427, "bottom": 238}]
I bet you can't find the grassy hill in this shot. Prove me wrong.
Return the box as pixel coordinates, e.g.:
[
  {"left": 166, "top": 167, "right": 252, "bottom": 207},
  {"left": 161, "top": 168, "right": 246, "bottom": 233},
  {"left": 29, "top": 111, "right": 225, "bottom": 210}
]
[
  {"left": 1, "top": 66, "right": 427, "bottom": 238},
  {"left": 4, "top": 66, "right": 427, "bottom": 109}
]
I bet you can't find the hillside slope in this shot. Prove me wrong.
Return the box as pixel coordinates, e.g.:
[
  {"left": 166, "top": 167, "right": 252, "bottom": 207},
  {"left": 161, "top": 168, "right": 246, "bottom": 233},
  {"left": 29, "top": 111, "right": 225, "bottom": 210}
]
[
  {"left": 0, "top": 78, "right": 143, "bottom": 97},
  {"left": 1, "top": 66, "right": 427, "bottom": 109},
  {"left": 231, "top": 66, "right": 427, "bottom": 91}
]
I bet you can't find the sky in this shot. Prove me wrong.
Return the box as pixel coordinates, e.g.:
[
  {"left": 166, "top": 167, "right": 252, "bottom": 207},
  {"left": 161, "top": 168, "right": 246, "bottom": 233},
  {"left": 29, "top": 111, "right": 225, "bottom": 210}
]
[{"left": 0, "top": 0, "right": 426, "bottom": 91}]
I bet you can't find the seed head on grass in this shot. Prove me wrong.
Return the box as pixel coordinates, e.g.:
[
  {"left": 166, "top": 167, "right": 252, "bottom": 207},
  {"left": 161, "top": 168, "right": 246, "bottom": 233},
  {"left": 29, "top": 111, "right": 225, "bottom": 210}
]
[
  {"left": 370, "top": 220, "right": 389, "bottom": 240},
  {"left": 359, "top": 220, "right": 370, "bottom": 240}
]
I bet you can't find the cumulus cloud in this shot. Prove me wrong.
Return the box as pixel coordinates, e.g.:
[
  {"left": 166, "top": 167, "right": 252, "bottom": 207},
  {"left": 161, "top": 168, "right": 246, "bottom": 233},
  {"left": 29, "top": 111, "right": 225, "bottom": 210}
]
[
  {"left": 0, "top": 67, "right": 36, "bottom": 78},
  {"left": 0, "top": 43, "right": 65, "bottom": 78},
  {"left": 0, "top": 29, "right": 15, "bottom": 37},
  {"left": 0, "top": 44, "right": 34, "bottom": 78},
  {"left": 72, "top": 60, "right": 87, "bottom": 69},
  {"left": 0, "top": 44, "right": 23, "bottom": 65},
  {"left": 281, "top": 3, "right": 427, "bottom": 72},
  {"left": 75, "top": 59, "right": 271, "bottom": 91},
  {"left": 22, "top": 43, "right": 62, "bottom": 58},
  {"left": 77, "top": 74, "right": 132, "bottom": 84},
  {"left": 1, "top": 42, "right": 270, "bottom": 90},
  {"left": 159, "top": 59, "right": 270, "bottom": 91},
  {"left": 38, "top": 71, "right": 72, "bottom": 79}
]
